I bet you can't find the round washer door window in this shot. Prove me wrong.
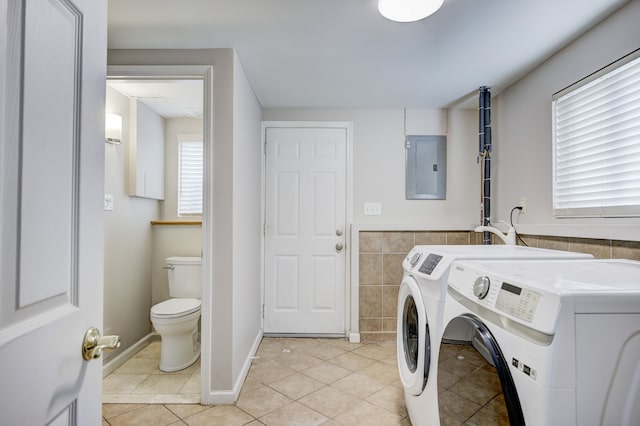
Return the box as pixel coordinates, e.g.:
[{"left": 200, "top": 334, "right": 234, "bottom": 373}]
[{"left": 396, "top": 277, "right": 429, "bottom": 395}]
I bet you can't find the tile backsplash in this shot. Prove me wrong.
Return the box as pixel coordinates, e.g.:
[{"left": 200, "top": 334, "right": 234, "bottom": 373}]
[{"left": 358, "top": 230, "right": 640, "bottom": 342}]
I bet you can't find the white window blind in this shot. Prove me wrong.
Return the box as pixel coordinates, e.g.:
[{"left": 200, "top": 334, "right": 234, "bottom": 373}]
[
  {"left": 178, "top": 140, "right": 203, "bottom": 216},
  {"left": 552, "top": 50, "right": 640, "bottom": 217}
]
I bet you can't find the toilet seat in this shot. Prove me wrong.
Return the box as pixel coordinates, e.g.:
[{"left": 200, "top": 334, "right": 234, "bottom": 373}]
[{"left": 151, "top": 298, "right": 201, "bottom": 319}]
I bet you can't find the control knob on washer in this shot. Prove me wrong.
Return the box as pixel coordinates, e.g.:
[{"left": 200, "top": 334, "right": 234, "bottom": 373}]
[{"left": 473, "top": 276, "right": 490, "bottom": 299}]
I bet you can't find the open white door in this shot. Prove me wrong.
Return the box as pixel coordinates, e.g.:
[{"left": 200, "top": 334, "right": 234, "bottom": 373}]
[{"left": 0, "top": 0, "right": 108, "bottom": 424}]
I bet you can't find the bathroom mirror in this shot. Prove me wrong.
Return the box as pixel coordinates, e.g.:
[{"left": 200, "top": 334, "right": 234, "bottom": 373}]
[{"left": 405, "top": 135, "right": 446, "bottom": 200}]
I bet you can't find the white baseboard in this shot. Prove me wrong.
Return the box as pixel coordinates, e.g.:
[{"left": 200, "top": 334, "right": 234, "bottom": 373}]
[
  {"left": 204, "top": 329, "right": 263, "bottom": 405},
  {"left": 102, "top": 333, "right": 158, "bottom": 377},
  {"left": 349, "top": 332, "right": 360, "bottom": 343}
]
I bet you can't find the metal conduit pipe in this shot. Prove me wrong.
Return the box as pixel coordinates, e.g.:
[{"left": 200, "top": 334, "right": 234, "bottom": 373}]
[{"left": 479, "top": 87, "right": 492, "bottom": 244}]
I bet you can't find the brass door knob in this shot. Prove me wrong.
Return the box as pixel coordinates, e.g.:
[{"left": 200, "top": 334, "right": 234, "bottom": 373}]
[{"left": 82, "top": 327, "right": 121, "bottom": 360}]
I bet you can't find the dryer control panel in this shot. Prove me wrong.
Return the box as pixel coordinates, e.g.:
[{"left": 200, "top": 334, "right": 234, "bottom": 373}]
[
  {"left": 448, "top": 260, "right": 562, "bottom": 336},
  {"left": 495, "top": 282, "right": 540, "bottom": 323}
]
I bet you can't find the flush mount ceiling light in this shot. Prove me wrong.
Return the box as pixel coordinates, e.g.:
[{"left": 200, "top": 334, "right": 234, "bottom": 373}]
[{"left": 378, "top": 0, "right": 444, "bottom": 22}]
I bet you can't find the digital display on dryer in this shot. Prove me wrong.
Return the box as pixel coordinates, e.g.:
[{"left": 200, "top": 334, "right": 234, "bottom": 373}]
[
  {"left": 418, "top": 254, "right": 443, "bottom": 275},
  {"left": 501, "top": 282, "right": 522, "bottom": 295}
]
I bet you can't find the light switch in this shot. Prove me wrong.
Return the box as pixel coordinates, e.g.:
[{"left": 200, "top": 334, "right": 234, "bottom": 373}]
[
  {"left": 364, "top": 202, "right": 382, "bottom": 216},
  {"left": 104, "top": 194, "right": 114, "bottom": 211}
]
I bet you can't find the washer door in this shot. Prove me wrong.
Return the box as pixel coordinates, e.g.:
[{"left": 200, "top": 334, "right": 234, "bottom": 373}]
[{"left": 397, "top": 276, "right": 430, "bottom": 396}]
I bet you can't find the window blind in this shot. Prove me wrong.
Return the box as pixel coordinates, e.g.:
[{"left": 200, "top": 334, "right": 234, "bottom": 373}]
[
  {"left": 178, "top": 140, "right": 203, "bottom": 216},
  {"left": 552, "top": 50, "right": 640, "bottom": 217}
]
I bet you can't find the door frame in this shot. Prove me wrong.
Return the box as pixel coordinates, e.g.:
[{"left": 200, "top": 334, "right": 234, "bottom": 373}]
[
  {"left": 260, "top": 121, "right": 354, "bottom": 337},
  {"left": 106, "top": 65, "right": 214, "bottom": 403}
]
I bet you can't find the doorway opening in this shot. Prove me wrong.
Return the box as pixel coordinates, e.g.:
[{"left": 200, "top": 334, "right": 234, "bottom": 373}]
[{"left": 103, "top": 66, "right": 213, "bottom": 404}]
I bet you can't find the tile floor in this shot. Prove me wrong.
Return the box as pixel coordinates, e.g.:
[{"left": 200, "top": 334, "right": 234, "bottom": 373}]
[
  {"left": 103, "top": 337, "right": 507, "bottom": 425},
  {"left": 103, "top": 340, "right": 201, "bottom": 404},
  {"left": 438, "top": 343, "right": 509, "bottom": 425},
  {"left": 103, "top": 337, "right": 408, "bottom": 425}
]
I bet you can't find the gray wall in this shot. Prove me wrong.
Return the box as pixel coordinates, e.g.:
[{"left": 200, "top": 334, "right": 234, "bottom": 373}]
[
  {"left": 494, "top": 0, "right": 640, "bottom": 242},
  {"left": 104, "top": 86, "right": 159, "bottom": 362},
  {"left": 231, "top": 53, "right": 263, "bottom": 383},
  {"left": 108, "top": 48, "right": 263, "bottom": 400}
]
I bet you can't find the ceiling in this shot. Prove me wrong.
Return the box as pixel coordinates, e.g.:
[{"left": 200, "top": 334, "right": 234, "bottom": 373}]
[
  {"left": 107, "top": 79, "right": 204, "bottom": 118},
  {"left": 107, "top": 0, "right": 629, "bottom": 110}
]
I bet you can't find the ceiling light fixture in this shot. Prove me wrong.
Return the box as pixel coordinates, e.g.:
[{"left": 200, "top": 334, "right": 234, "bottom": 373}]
[
  {"left": 378, "top": 0, "right": 444, "bottom": 22},
  {"left": 105, "top": 113, "right": 122, "bottom": 144}
]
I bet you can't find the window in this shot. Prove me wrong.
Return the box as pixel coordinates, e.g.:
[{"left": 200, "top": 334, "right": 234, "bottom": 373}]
[
  {"left": 552, "top": 49, "right": 640, "bottom": 217},
  {"left": 178, "top": 139, "right": 203, "bottom": 216}
]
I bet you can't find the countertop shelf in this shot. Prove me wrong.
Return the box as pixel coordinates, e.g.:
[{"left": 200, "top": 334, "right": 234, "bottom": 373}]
[{"left": 150, "top": 220, "right": 202, "bottom": 226}]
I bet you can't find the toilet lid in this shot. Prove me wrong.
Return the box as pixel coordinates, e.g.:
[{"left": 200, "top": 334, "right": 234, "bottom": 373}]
[{"left": 151, "top": 298, "right": 201, "bottom": 318}]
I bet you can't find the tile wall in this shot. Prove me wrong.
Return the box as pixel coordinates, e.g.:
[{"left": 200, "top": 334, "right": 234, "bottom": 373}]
[{"left": 358, "top": 230, "right": 640, "bottom": 342}]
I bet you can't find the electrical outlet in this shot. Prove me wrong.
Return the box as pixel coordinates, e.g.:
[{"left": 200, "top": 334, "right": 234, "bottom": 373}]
[
  {"left": 363, "top": 202, "right": 382, "bottom": 216},
  {"left": 519, "top": 197, "right": 526, "bottom": 213},
  {"left": 104, "top": 194, "right": 114, "bottom": 211}
]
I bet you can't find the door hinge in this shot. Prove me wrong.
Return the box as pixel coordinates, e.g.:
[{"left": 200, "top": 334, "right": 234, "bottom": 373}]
[
  {"left": 263, "top": 222, "right": 268, "bottom": 236},
  {"left": 262, "top": 304, "right": 265, "bottom": 317}
]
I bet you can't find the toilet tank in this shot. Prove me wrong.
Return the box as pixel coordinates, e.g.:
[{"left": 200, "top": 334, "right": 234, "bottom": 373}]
[{"left": 166, "top": 256, "right": 202, "bottom": 298}]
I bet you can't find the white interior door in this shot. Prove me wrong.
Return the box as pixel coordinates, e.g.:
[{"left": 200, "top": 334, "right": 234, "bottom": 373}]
[
  {"left": 264, "top": 126, "right": 347, "bottom": 334},
  {"left": 0, "top": 0, "right": 107, "bottom": 424}
]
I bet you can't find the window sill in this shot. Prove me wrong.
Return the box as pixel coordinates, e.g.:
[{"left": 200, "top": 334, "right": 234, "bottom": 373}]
[{"left": 150, "top": 220, "right": 202, "bottom": 226}]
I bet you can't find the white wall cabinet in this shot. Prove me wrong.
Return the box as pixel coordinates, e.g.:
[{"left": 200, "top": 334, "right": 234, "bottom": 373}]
[{"left": 129, "top": 98, "right": 165, "bottom": 199}]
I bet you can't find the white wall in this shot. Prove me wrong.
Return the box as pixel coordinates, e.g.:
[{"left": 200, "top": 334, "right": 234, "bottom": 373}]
[
  {"left": 231, "top": 52, "right": 263, "bottom": 383},
  {"left": 151, "top": 118, "right": 204, "bottom": 307},
  {"left": 104, "top": 86, "right": 159, "bottom": 362},
  {"left": 262, "top": 108, "right": 479, "bottom": 229},
  {"left": 162, "top": 118, "right": 203, "bottom": 220},
  {"left": 494, "top": 0, "right": 640, "bottom": 241},
  {"left": 151, "top": 225, "right": 202, "bottom": 304}
]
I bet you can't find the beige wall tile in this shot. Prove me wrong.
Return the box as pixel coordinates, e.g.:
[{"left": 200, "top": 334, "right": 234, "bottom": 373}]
[
  {"left": 361, "top": 332, "right": 396, "bottom": 342},
  {"left": 359, "top": 254, "right": 382, "bottom": 285},
  {"left": 359, "top": 286, "right": 383, "bottom": 318},
  {"left": 383, "top": 254, "right": 405, "bottom": 285},
  {"left": 382, "top": 286, "right": 399, "bottom": 318},
  {"left": 415, "top": 231, "right": 447, "bottom": 245},
  {"left": 537, "top": 236, "right": 569, "bottom": 251},
  {"left": 612, "top": 240, "right": 640, "bottom": 260},
  {"left": 471, "top": 232, "right": 483, "bottom": 245},
  {"left": 446, "top": 232, "right": 471, "bottom": 245},
  {"left": 517, "top": 234, "right": 538, "bottom": 247},
  {"left": 382, "top": 232, "right": 414, "bottom": 253},
  {"left": 360, "top": 232, "right": 383, "bottom": 253},
  {"left": 360, "top": 318, "right": 383, "bottom": 332},
  {"left": 569, "top": 238, "right": 611, "bottom": 259},
  {"left": 382, "top": 317, "right": 397, "bottom": 332}
]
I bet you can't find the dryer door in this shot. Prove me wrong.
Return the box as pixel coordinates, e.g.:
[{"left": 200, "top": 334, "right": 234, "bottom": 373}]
[
  {"left": 397, "top": 276, "right": 430, "bottom": 396},
  {"left": 438, "top": 313, "right": 525, "bottom": 426}
]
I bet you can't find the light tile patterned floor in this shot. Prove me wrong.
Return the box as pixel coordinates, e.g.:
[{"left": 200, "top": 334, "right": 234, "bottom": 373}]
[
  {"left": 103, "top": 340, "right": 201, "bottom": 404},
  {"left": 103, "top": 337, "right": 410, "bottom": 425}
]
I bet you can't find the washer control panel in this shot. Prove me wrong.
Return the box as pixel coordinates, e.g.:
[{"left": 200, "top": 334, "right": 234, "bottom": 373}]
[
  {"left": 495, "top": 282, "right": 540, "bottom": 323},
  {"left": 418, "top": 254, "right": 443, "bottom": 275}
]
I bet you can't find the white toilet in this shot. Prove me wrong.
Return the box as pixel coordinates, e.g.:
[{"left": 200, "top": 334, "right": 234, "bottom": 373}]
[{"left": 150, "top": 256, "right": 202, "bottom": 372}]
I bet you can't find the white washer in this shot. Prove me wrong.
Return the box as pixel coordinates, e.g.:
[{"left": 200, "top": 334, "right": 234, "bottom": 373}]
[
  {"left": 440, "top": 259, "right": 640, "bottom": 425},
  {"left": 397, "top": 245, "right": 593, "bottom": 426}
]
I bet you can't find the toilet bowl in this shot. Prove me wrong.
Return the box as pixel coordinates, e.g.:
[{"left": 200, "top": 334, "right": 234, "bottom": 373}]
[{"left": 150, "top": 256, "right": 202, "bottom": 372}]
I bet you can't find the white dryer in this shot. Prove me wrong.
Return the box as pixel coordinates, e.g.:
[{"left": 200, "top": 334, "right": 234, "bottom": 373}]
[
  {"left": 397, "top": 245, "right": 592, "bottom": 426},
  {"left": 439, "top": 259, "right": 640, "bottom": 425}
]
